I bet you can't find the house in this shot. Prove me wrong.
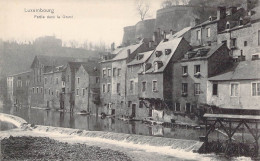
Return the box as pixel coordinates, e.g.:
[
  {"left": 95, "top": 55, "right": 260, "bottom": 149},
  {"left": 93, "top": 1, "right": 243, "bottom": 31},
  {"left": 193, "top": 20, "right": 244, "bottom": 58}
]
[
  {"left": 138, "top": 33, "right": 191, "bottom": 121},
  {"left": 30, "top": 55, "right": 83, "bottom": 107},
  {"left": 208, "top": 60, "right": 260, "bottom": 111},
  {"left": 100, "top": 39, "right": 150, "bottom": 116},
  {"left": 7, "top": 71, "right": 31, "bottom": 106},
  {"left": 217, "top": 5, "right": 260, "bottom": 61},
  {"left": 43, "top": 66, "right": 65, "bottom": 109},
  {"left": 74, "top": 62, "right": 100, "bottom": 113},
  {"left": 100, "top": 48, "right": 122, "bottom": 115},
  {"left": 126, "top": 50, "right": 153, "bottom": 118},
  {"left": 172, "top": 43, "right": 231, "bottom": 115},
  {"left": 30, "top": 55, "right": 89, "bottom": 107},
  {"left": 191, "top": 6, "right": 247, "bottom": 47}
]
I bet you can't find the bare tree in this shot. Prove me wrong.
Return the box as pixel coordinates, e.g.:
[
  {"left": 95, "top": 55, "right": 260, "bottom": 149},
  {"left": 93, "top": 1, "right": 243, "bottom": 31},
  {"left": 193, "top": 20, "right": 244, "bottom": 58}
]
[{"left": 135, "top": 0, "right": 150, "bottom": 21}]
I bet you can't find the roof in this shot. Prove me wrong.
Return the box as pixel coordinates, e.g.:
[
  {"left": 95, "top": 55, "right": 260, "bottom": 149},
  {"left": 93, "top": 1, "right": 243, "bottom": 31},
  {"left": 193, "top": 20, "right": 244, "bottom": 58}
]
[
  {"left": 166, "top": 27, "right": 191, "bottom": 40},
  {"left": 145, "top": 37, "right": 183, "bottom": 74},
  {"left": 251, "top": 6, "right": 260, "bottom": 22},
  {"left": 8, "top": 71, "right": 31, "bottom": 77},
  {"left": 209, "top": 60, "right": 260, "bottom": 81},
  {"left": 81, "top": 61, "right": 100, "bottom": 76},
  {"left": 31, "top": 55, "right": 89, "bottom": 68},
  {"left": 204, "top": 113, "right": 260, "bottom": 121},
  {"left": 181, "top": 43, "right": 226, "bottom": 61},
  {"left": 112, "top": 42, "right": 143, "bottom": 61},
  {"left": 127, "top": 50, "right": 154, "bottom": 66}
]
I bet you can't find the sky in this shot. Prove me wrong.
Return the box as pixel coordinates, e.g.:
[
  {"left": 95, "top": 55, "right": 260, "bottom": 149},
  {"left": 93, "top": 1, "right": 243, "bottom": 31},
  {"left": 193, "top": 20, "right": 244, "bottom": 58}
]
[{"left": 0, "top": 0, "right": 164, "bottom": 47}]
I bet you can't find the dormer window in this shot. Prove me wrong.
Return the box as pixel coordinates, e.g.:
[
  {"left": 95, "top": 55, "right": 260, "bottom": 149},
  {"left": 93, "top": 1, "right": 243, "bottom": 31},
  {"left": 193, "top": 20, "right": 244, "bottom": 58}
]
[
  {"left": 155, "top": 51, "right": 162, "bottom": 57},
  {"left": 226, "top": 21, "right": 230, "bottom": 29},
  {"left": 165, "top": 49, "right": 171, "bottom": 55},
  {"left": 209, "top": 16, "right": 212, "bottom": 21},
  {"left": 154, "top": 61, "right": 163, "bottom": 72},
  {"left": 239, "top": 17, "right": 243, "bottom": 26},
  {"left": 137, "top": 54, "right": 144, "bottom": 60}
]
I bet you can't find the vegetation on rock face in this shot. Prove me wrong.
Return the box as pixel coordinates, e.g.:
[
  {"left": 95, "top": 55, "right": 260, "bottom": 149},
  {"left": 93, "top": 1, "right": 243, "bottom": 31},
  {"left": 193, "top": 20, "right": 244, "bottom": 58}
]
[{"left": 1, "top": 136, "right": 132, "bottom": 161}]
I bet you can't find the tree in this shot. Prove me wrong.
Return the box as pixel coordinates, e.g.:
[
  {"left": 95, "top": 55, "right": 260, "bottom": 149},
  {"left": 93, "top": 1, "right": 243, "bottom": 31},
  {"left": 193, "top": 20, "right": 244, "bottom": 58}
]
[
  {"left": 161, "top": 0, "right": 189, "bottom": 8},
  {"left": 135, "top": 0, "right": 150, "bottom": 21}
]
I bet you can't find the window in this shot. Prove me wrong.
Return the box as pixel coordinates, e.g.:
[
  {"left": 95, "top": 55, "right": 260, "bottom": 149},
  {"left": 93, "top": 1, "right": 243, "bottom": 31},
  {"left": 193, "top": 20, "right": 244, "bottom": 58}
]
[
  {"left": 32, "top": 87, "right": 35, "bottom": 93},
  {"left": 103, "top": 69, "right": 106, "bottom": 78},
  {"left": 231, "top": 38, "right": 237, "bottom": 47},
  {"left": 48, "top": 89, "right": 51, "bottom": 95},
  {"left": 117, "top": 68, "right": 121, "bottom": 76},
  {"left": 45, "top": 77, "right": 47, "bottom": 84},
  {"left": 113, "top": 68, "right": 116, "bottom": 76},
  {"left": 102, "top": 84, "right": 106, "bottom": 93},
  {"left": 142, "top": 81, "right": 146, "bottom": 92},
  {"left": 108, "top": 68, "right": 111, "bottom": 77},
  {"left": 206, "top": 28, "right": 211, "bottom": 37},
  {"left": 130, "top": 80, "right": 134, "bottom": 91},
  {"left": 128, "top": 101, "right": 132, "bottom": 107},
  {"left": 56, "top": 77, "right": 59, "bottom": 84},
  {"left": 194, "top": 65, "right": 200, "bottom": 74},
  {"left": 76, "top": 89, "right": 79, "bottom": 96},
  {"left": 152, "top": 80, "right": 158, "bottom": 92},
  {"left": 196, "top": 30, "right": 201, "bottom": 40},
  {"left": 231, "top": 83, "right": 239, "bottom": 97},
  {"left": 41, "top": 87, "right": 43, "bottom": 93},
  {"left": 36, "top": 87, "right": 39, "bottom": 93},
  {"left": 226, "top": 22, "right": 230, "bottom": 29},
  {"left": 96, "top": 77, "right": 100, "bottom": 83},
  {"left": 117, "top": 83, "right": 120, "bottom": 94},
  {"left": 62, "top": 81, "right": 65, "bottom": 86},
  {"left": 77, "top": 77, "right": 80, "bottom": 84},
  {"left": 239, "top": 18, "right": 243, "bottom": 26},
  {"left": 186, "top": 103, "right": 191, "bottom": 113},
  {"left": 82, "top": 88, "right": 85, "bottom": 96},
  {"left": 107, "top": 83, "right": 111, "bottom": 92},
  {"left": 175, "top": 103, "right": 180, "bottom": 111},
  {"left": 213, "top": 83, "right": 218, "bottom": 95},
  {"left": 67, "top": 75, "right": 70, "bottom": 82},
  {"left": 194, "top": 83, "right": 201, "bottom": 95},
  {"left": 252, "top": 54, "right": 260, "bottom": 60},
  {"left": 182, "top": 66, "right": 188, "bottom": 75},
  {"left": 244, "top": 41, "right": 247, "bottom": 47},
  {"left": 129, "top": 66, "right": 133, "bottom": 73},
  {"left": 17, "top": 80, "right": 22, "bottom": 87},
  {"left": 252, "top": 82, "right": 260, "bottom": 96},
  {"left": 56, "top": 90, "right": 59, "bottom": 98},
  {"left": 182, "top": 83, "right": 188, "bottom": 94},
  {"left": 258, "top": 30, "right": 260, "bottom": 46}
]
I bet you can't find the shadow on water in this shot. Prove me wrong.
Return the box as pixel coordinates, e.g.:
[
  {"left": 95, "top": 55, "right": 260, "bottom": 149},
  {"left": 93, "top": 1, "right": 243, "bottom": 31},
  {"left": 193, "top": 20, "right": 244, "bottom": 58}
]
[{"left": 1, "top": 104, "right": 207, "bottom": 140}]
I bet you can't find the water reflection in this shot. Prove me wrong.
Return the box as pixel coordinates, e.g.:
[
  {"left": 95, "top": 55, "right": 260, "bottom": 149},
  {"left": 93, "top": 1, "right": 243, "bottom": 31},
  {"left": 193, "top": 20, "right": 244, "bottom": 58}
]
[{"left": 1, "top": 105, "right": 206, "bottom": 140}]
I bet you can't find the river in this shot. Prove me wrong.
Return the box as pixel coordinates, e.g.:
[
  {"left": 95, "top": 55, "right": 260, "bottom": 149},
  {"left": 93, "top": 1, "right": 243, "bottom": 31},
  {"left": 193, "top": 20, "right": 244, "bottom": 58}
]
[{"left": 0, "top": 104, "right": 252, "bottom": 161}]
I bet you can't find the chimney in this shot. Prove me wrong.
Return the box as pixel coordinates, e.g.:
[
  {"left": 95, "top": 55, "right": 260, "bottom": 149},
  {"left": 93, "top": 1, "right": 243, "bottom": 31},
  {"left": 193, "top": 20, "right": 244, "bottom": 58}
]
[
  {"left": 217, "top": 6, "right": 226, "bottom": 20},
  {"left": 157, "top": 28, "right": 161, "bottom": 40},
  {"left": 227, "top": 7, "right": 237, "bottom": 16},
  {"left": 163, "top": 31, "right": 166, "bottom": 40},
  {"left": 195, "top": 18, "right": 200, "bottom": 25},
  {"left": 111, "top": 42, "right": 115, "bottom": 51},
  {"left": 170, "top": 29, "right": 174, "bottom": 35},
  {"left": 127, "top": 49, "right": 131, "bottom": 57}
]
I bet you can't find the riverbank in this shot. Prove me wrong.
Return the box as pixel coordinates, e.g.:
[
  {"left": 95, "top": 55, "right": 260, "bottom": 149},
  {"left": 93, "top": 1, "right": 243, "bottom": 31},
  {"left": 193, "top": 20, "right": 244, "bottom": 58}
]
[{"left": 1, "top": 136, "right": 131, "bottom": 161}]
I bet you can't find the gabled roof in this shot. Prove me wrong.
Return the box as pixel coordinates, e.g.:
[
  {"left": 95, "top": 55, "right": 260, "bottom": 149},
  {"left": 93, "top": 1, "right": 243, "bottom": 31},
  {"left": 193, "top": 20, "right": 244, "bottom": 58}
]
[
  {"left": 127, "top": 50, "right": 154, "bottom": 66},
  {"left": 8, "top": 71, "right": 31, "bottom": 77},
  {"left": 166, "top": 27, "right": 191, "bottom": 40},
  {"left": 209, "top": 60, "right": 260, "bottom": 81},
  {"left": 81, "top": 61, "right": 100, "bottom": 76},
  {"left": 181, "top": 43, "right": 227, "bottom": 61},
  {"left": 145, "top": 37, "right": 183, "bottom": 73},
  {"left": 112, "top": 42, "right": 143, "bottom": 61}
]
